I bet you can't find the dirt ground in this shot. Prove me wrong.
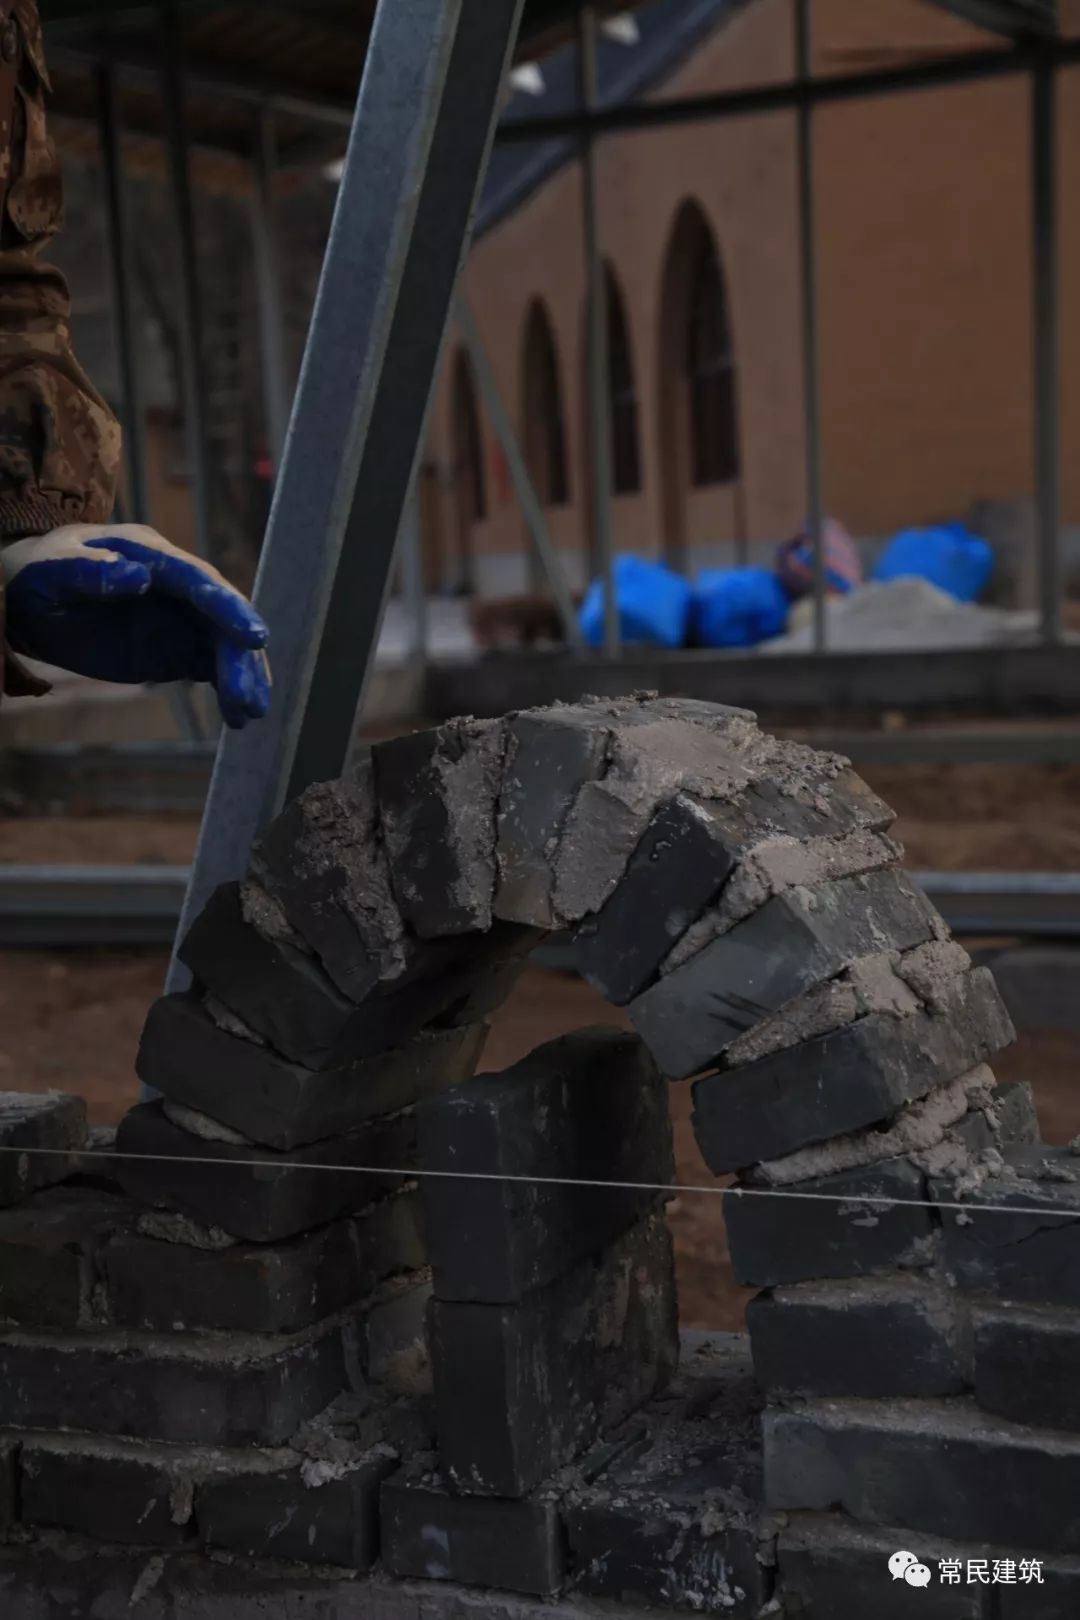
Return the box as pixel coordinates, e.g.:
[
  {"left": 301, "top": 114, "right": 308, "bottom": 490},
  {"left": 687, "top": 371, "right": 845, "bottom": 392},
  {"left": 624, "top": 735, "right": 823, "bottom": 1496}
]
[{"left": 1, "top": 755, "right": 1079, "bottom": 1330}]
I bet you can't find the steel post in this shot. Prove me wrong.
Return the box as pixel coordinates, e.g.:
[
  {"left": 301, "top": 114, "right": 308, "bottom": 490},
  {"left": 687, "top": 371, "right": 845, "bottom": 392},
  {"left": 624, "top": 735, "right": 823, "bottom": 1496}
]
[
  {"left": 97, "top": 59, "right": 148, "bottom": 524},
  {"left": 286, "top": 0, "right": 526, "bottom": 799},
  {"left": 456, "top": 297, "right": 583, "bottom": 647},
  {"left": 167, "top": 0, "right": 523, "bottom": 989},
  {"left": 578, "top": 5, "right": 619, "bottom": 656},
  {"left": 251, "top": 108, "right": 292, "bottom": 470},
  {"left": 159, "top": 0, "right": 214, "bottom": 562},
  {"left": 1032, "top": 52, "right": 1062, "bottom": 645},
  {"left": 795, "top": 0, "right": 827, "bottom": 651}
]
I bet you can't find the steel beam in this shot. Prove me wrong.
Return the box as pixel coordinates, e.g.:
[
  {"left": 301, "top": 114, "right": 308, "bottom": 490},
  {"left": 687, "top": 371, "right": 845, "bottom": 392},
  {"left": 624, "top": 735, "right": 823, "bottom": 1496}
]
[
  {"left": 167, "top": 0, "right": 524, "bottom": 989},
  {"left": 286, "top": 0, "right": 526, "bottom": 800},
  {"left": 795, "top": 0, "right": 826, "bottom": 654},
  {"left": 0, "top": 862, "right": 1076, "bottom": 949},
  {"left": 930, "top": 0, "right": 1056, "bottom": 36},
  {"left": 1032, "top": 52, "right": 1062, "bottom": 645},
  {"left": 497, "top": 35, "right": 1080, "bottom": 143},
  {"left": 423, "top": 640, "right": 1080, "bottom": 718},
  {"left": 578, "top": 5, "right": 618, "bottom": 656},
  {"left": 50, "top": 40, "right": 357, "bottom": 133},
  {"left": 456, "top": 299, "right": 583, "bottom": 646},
  {"left": 159, "top": 1, "right": 214, "bottom": 561}
]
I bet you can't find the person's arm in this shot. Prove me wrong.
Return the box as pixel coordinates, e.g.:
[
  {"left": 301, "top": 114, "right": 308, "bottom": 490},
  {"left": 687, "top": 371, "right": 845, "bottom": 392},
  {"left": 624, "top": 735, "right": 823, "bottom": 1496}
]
[
  {"left": 0, "top": 4, "right": 269, "bottom": 728},
  {"left": 0, "top": 1, "right": 120, "bottom": 547}
]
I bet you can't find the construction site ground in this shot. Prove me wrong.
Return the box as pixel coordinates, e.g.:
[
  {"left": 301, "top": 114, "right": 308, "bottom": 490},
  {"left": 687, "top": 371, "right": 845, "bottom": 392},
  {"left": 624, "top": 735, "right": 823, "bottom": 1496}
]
[{"left": 0, "top": 753, "right": 1077, "bottom": 1330}]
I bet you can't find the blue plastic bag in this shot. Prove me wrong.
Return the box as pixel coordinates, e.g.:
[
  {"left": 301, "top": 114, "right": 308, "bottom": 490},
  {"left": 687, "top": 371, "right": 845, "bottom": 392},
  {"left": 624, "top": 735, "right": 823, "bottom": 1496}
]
[
  {"left": 871, "top": 522, "right": 993, "bottom": 603},
  {"left": 579, "top": 555, "right": 692, "bottom": 649},
  {"left": 691, "top": 567, "right": 790, "bottom": 648}
]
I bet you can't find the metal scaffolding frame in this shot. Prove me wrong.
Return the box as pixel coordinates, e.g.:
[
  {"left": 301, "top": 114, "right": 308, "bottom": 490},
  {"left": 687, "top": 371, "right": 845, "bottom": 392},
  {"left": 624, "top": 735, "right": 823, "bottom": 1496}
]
[
  {"left": 65, "top": 3, "right": 1075, "bottom": 685},
  {"left": 166, "top": 0, "right": 526, "bottom": 987},
  {"left": 33, "top": 0, "right": 1080, "bottom": 952}
]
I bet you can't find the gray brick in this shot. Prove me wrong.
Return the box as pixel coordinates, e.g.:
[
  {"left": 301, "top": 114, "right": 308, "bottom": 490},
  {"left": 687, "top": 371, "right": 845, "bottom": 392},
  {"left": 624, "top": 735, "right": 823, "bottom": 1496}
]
[
  {"left": 725, "top": 1157, "right": 936, "bottom": 1287},
  {"left": 373, "top": 718, "right": 506, "bottom": 937},
  {"left": 0, "top": 1438, "right": 15, "bottom": 1534},
  {"left": 137, "top": 992, "right": 486, "bottom": 1152},
  {"left": 972, "top": 1302, "right": 1080, "bottom": 1431},
  {"left": 431, "top": 1212, "right": 678, "bottom": 1497},
  {"left": 777, "top": 1514, "right": 989, "bottom": 1619},
  {"left": 631, "top": 869, "right": 937, "bottom": 1080},
  {"left": 692, "top": 967, "right": 1014, "bottom": 1170},
  {"left": 179, "top": 881, "right": 530, "bottom": 1069},
  {"left": 199, "top": 1451, "right": 396, "bottom": 1569},
  {"left": 765, "top": 1397, "right": 1080, "bottom": 1554},
  {"left": 747, "top": 1276, "right": 968, "bottom": 1398},
  {"left": 494, "top": 707, "right": 612, "bottom": 928},
  {"left": 937, "top": 1147, "right": 1080, "bottom": 1308},
  {"left": 103, "top": 1190, "right": 424, "bottom": 1334},
  {"left": 116, "top": 1100, "right": 415, "bottom": 1244},
  {"left": 571, "top": 794, "right": 738, "bottom": 1005},
  {"left": 419, "top": 1029, "right": 672, "bottom": 1303},
  {"left": 0, "top": 1317, "right": 350, "bottom": 1446},
  {"left": 20, "top": 1434, "right": 196, "bottom": 1548},
  {"left": 0, "top": 1092, "right": 87, "bottom": 1208},
  {"left": 254, "top": 774, "right": 406, "bottom": 1002},
  {"left": 0, "top": 1187, "right": 129, "bottom": 1330},
  {"left": 381, "top": 1463, "right": 564, "bottom": 1596},
  {"left": 565, "top": 1335, "right": 770, "bottom": 1615},
  {"left": 997, "top": 1554, "right": 1080, "bottom": 1617},
  {"left": 362, "top": 1276, "right": 432, "bottom": 1394}
]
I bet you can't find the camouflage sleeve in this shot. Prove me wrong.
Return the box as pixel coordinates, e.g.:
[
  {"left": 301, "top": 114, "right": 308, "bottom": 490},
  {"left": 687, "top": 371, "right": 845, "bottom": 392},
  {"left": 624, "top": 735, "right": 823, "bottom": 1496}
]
[{"left": 0, "top": 0, "right": 120, "bottom": 542}]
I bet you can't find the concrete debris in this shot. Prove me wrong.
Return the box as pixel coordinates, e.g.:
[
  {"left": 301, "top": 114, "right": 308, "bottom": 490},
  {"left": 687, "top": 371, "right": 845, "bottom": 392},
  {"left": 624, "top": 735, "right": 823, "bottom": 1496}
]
[{"left": 764, "top": 576, "right": 1039, "bottom": 653}]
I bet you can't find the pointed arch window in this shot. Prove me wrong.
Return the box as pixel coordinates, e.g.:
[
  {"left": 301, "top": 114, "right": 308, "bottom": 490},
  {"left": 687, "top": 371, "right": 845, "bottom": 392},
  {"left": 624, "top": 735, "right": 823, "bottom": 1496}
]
[
  {"left": 687, "top": 230, "right": 739, "bottom": 486},
  {"left": 605, "top": 265, "right": 641, "bottom": 495},
  {"left": 523, "top": 300, "right": 570, "bottom": 506},
  {"left": 453, "top": 351, "right": 486, "bottom": 522}
]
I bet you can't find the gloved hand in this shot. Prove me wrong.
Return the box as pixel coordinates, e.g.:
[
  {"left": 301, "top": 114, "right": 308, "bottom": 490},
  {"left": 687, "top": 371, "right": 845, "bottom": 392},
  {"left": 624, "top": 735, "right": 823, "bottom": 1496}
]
[{"left": 2, "top": 524, "right": 271, "bottom": 729}]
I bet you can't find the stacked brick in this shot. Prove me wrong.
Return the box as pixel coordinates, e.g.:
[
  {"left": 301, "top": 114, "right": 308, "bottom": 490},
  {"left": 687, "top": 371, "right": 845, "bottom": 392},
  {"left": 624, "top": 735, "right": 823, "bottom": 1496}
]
[
  {"left": 0, "top": 694, "right": 1069, "bottom": 1617},
  {"left": 380, "top": 1026, "right": 679, "bottom": 1592}
]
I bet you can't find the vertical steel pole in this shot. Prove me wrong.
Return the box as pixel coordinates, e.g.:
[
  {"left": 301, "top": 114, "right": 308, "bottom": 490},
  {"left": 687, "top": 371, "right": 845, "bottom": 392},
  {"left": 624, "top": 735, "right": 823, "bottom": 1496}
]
[
  {"left": 251, "top": 108, "right": 291, "bottom": 470},
  {"left": 97, "top": 60, "right": 149, "bottom": 524},
  {"left": 1032, "top": 52, "right": 1062, "bottom": 646},
  {"left": 795, "top": 0, "right": 827, "bottom": 652},
  {"left": 286, "top": 0, "right": 525, "bottom": 799},
  {"left": 167, "top": 0, "right": 524, "bottom": 989},
  {"left": 159, "top": 0, "right": 214, "bottom": 561},
  {"left": 99, "top": 53, "right": 203, "bottom": 743},
  {"left": 578, "top": 5, "right": 619, "bottom": 657},
  {"left": 457, "top": 297, "right": 584, "bottom": 646},
  {"left": 399, "top": 482, "right": 429, "bottom": 672}
]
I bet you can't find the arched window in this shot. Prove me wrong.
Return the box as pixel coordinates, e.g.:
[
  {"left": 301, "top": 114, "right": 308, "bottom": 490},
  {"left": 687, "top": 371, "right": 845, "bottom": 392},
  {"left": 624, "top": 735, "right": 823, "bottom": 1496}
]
[
  {"left": 605, "top": 265, "right": 641, "bottom": 495},
  {"left": 452, "top": 351, "right": 486, "bottom": 523},
  {"left": 686, "top": 229, "right": 739, "bottom": 486},
  {"left": 522, "top": 300, "right": 570, "bottom": 506}
]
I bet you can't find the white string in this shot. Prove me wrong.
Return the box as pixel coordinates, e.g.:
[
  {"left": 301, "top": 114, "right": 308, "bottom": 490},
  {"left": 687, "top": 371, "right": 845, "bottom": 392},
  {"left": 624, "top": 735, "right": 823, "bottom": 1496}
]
[{"left": 2, "top": 1141, "right": 1077, "bottom": 1224}]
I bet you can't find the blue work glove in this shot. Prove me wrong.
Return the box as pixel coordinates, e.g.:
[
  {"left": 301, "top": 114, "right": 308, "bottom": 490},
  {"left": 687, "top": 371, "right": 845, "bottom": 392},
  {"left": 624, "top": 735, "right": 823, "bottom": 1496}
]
[{"left": 2, "top": 525, "right": 270, "bottom": 729}]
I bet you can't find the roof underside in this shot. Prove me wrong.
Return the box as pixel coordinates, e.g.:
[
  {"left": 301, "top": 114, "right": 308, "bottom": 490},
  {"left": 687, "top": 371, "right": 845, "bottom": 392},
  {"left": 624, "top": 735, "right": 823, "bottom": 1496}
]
[{"left": 41, "top": 0, "right": 1059, "bottom": 173}]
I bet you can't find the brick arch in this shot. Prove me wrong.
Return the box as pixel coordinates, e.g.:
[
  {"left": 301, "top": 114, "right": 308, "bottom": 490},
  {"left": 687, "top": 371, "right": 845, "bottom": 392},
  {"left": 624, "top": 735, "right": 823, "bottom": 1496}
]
[
  {"left": 167, "top": 695, "right": 1012, "bottom": 1191},
  {"left": 20, "top": 694, "right": 1033, "bottom": 1604}
]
